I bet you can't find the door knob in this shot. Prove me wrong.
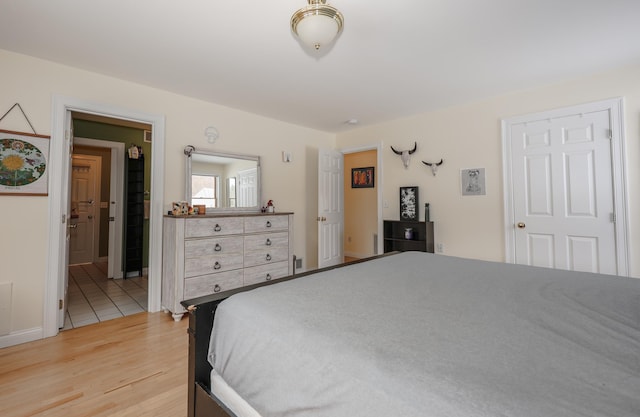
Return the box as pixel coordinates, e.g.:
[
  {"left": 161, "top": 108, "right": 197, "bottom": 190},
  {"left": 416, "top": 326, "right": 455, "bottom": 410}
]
[
  {"left": 517, "top": 222, "right": 526, "bottom": 229},
  {"left": 68, "top": 224, "right": 78, "bottom": 229}
]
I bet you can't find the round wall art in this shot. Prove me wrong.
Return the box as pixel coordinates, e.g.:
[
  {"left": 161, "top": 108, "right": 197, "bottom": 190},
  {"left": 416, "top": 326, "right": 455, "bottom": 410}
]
[{"left": 0, "top": 130, "right": 50, "bottom": 195}]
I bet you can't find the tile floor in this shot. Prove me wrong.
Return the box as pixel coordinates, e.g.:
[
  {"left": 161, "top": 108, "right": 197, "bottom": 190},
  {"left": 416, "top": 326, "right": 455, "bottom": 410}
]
[{"left": 62, "top": 262, "right": 148, "bottom": 330}]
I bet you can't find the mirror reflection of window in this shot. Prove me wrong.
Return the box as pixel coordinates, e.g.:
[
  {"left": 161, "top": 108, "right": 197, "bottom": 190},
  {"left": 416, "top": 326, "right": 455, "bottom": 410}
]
[
  {"left": 191, "top": 174, "right": 218, "bottom": 208},
  {"left": 227, "top": 177, "right": 236, "bottom": 208}
]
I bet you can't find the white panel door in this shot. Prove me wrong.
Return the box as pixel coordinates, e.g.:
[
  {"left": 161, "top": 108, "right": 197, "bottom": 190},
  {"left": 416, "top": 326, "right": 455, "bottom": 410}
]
[
  {"left": 69, "top": 155, "right": 101, "bottom": 265},
  {"left": 58, "top": 112, "right": 73, "bottom": 329},
  {"left": 509, "top": 109, "right": 616, "bottom": 274},
  {"left": 318, "top": 149, "right": 343, "bottom": 268},
  {"left": 237, "top": 168, "right": 257, "bottom": 207}
]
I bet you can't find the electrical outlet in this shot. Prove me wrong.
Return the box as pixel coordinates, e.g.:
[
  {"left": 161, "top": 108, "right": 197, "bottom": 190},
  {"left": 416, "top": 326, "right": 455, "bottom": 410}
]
[{"left": 436, "top": 243, "right": 445, "bottom": 253}]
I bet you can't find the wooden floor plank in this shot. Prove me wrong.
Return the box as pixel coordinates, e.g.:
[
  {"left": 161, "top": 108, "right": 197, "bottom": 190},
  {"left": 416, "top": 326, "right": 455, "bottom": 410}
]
[{"left": 0, "top": 312, "right": 188, "bottom": 417}]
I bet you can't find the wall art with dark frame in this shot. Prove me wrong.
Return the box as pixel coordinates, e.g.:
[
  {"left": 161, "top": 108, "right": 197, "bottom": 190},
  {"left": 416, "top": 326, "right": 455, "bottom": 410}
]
[
  {"left": 0, "top": 129, "right": 50, "bottom": 196},
  {"left": 351, "top": 166, "right": 375, "bottom": 188},
  {"left": 399, "top": 186, "right": 419, "bottom": 221}
]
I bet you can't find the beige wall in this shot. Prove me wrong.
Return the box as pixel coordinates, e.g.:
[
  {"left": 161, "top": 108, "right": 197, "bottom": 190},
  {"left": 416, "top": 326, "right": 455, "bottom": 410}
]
[
  {"left": 2, "top": 47, "right": 638, "bottom": 346},
  {"left": 344, "top": 150, "right": 378, "bottom": 258},
  {"left": 0, "top": 49, "right": 333, "bottom": 344},
  {"left": 337, "top": 63, "right": 639, "bottom": 278}
]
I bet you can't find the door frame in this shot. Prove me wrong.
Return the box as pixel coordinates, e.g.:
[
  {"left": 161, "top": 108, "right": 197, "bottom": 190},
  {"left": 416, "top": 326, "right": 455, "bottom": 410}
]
[
  {"left": 45, "top": 95, "right": 165, "bottom": 338},
  {"left": 501, "top": 97, "right": 629, "bottom": 275},
  {"left": 340, "top": 142, "right": 384, "bottom": 255},
  {"left": 74, "top": 137, "right": 125, "bottom": 279}
]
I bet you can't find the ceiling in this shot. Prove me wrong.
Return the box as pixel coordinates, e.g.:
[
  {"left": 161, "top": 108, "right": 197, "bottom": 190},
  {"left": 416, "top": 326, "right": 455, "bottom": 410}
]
[{"left": 1, "top": 0, "right": 639, "bottom": 133}]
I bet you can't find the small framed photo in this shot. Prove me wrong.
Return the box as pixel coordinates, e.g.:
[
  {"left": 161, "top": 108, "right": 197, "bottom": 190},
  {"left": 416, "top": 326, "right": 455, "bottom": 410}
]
[
  {"left": 399, "top": 186, "right": 419, "bottom": 221},
  {"left": 0, "top": 129, "right": 50, "bottom": 196},
  {"left": 351, "top": 166, "right": 375, "bottom": 188},
  {"left": 461, "top": 168, "right": 486, "bottom": 196},
  {"left": 143, "top": 130, "right": 152, "bottom": 143}
]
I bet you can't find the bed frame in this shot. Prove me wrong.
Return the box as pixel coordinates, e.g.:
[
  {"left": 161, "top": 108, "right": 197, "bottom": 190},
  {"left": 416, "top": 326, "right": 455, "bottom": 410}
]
[{"left": 180, "top": 253, "right": 396, "bottom": 417}]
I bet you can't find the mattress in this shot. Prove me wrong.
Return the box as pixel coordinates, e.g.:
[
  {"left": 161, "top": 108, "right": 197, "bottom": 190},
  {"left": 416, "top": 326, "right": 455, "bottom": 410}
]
[
  {"left": 208, "top": 252, "right": 640, "bottom": 417},
  {"left": 210, "top": 369, "right": 263, "bottom": 417}
]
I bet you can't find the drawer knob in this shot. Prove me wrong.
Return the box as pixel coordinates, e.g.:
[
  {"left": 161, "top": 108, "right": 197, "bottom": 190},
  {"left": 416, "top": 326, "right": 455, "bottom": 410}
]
[
  {"left": 215, "top": 243, "right": 222, "bottom": 252},
  {"left": 266, "top": 274, "right": 272, "bottom": 281},
  {"left": 265, "top": 238, "right": 272, "bottom": 246},
  {"left": 214, "top": 224, "right": 222, "bottom": 232},
  {"left": 214, "top": 284, "right": 221, "bottom": 293},
  {"left": 266, "top": 254, "right": 272, "bottom": 261},
  {"left": 266, "top": 221, "right": 272, "bottom": 228},
  {"left": 213, "top": 261, "right": 222, "bottom": 270}
]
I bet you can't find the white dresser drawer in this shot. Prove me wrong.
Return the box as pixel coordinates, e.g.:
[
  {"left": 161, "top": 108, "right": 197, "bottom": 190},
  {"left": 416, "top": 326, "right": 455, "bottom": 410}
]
[
  {"left": 185, "top": 217, "right": 244, "bottom": 238},
  {"left": 244, "top": 232, "right": 289, "bottom": 267},
  {"left": 244, "top": 215, "right": 289, "bottom": 233},
  {"left": 184, "top": 269, "right": 244, "bottom": 299},
  {"left": 185, "top": 236, "right": 243, "bottom": 258},
  {"left": 244, "top": 261, "right": 289, "bottom": 286},
  {"left": 184, "top": 254, "right": 244, "bottom": 278}
]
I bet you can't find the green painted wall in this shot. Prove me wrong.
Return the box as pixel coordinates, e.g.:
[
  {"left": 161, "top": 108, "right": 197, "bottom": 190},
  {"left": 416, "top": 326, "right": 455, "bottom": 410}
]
[{"left": 73, "top": 119, "right": 151, "bottom": 269}]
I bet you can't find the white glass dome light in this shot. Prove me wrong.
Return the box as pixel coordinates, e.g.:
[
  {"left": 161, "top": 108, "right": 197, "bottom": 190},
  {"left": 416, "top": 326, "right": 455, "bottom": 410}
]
[{"left": 291, "top": 0, "right": 344, "bottom": 51}]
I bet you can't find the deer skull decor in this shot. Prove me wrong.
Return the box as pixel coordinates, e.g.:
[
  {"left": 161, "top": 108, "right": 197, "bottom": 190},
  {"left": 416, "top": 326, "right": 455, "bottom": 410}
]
[
  {"left": 422, "top": 159, "right": 444, "bottom": 176},
  {"left": 390, "top": 142, "right": 417, "bottom": 169}
]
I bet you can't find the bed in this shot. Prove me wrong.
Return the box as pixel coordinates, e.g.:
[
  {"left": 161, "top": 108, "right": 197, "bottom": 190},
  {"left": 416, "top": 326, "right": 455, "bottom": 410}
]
[{"left": 181, "top": 251, "right": 640, "bottom": 417}]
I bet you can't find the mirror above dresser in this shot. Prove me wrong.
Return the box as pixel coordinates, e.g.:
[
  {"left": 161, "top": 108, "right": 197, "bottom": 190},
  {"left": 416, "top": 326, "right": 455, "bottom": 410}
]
[{"left": 184, "top": 145, "right": 261, "bottom": 212}]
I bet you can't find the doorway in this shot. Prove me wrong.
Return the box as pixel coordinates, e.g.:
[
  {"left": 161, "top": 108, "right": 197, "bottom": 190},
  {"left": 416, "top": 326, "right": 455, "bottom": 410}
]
[
  {"left": 343, "top": 149, "right": 379, "bottom": 260},
  {"left": 73, "top": 138, "right": 125, "bottom": 279},
  {"left": 45, "top": 96, "right": 165, "bottom": 338},
  {"left": 341, "top": 143, "right": 383, "bottom": 261},
  {"left": 317, "top": 144, "right": 383, "bottom": 269},
  {"left": 502, "top": 98, "right": 629, "bottom": 275}
]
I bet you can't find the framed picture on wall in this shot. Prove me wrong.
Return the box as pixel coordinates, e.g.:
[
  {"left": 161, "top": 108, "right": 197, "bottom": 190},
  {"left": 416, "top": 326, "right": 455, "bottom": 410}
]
[
  {"left": 351, "top": 166, "right": 375, "bottom": 188},
  {"left": 399, "top": 186, "right": 419, "bottom": 221},
  {"left": 461, "top": 168, "right": 486, "bottom": 196},
  {"left": 0, "top": 129, "right": 50, "bottom": 196}
]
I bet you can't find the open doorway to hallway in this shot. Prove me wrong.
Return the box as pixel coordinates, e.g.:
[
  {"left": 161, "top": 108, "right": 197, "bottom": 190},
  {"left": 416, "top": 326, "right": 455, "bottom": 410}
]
[
  {"left": 63, "top": 112, "right": 152, "bottom": 329},
  {"left": 343, "top": 148, "right": 379, "bottom": 261}
]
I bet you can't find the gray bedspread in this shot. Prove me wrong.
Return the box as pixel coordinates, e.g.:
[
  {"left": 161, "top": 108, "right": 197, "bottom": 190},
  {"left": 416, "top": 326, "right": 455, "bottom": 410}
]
[{"left": 208, "top": 252, "right": 640, "bottom": 417}]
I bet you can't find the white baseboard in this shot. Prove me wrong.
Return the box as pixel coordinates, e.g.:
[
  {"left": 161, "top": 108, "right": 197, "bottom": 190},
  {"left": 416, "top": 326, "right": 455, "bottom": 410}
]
[{"left": 0, "top": 327, "right": 43, "bottom": 348}]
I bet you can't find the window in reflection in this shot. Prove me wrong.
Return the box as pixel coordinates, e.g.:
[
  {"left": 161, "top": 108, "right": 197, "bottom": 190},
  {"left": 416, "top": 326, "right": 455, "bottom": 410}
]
[{"left": 191, "top": 174, "right": 218, "bottom": 208}]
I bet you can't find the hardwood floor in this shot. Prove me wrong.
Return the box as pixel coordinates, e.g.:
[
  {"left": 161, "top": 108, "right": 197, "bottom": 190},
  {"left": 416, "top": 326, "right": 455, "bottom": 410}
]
[{"left": 0, "top": 312, "right": 189, "bottom": 417}]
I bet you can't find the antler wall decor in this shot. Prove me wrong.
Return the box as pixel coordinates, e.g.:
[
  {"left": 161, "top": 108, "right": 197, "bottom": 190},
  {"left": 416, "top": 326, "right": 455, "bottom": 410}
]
[
  {"left": 390, "top": 141, "right": 417, "bottom": 169},
  {"left": 422, "top": 159, "right": 444, "bottom": 176}
]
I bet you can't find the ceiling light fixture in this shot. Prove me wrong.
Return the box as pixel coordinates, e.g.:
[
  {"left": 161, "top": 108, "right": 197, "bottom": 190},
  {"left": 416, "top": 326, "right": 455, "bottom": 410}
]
[{"left": 291, "top": 0, "right": 344, "bottom": 51}]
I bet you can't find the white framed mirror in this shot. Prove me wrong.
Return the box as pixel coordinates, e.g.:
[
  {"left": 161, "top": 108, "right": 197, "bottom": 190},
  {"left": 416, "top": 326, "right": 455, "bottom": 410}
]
[{"left": 184, "top": 145, "right": 261, "bottom": 212}]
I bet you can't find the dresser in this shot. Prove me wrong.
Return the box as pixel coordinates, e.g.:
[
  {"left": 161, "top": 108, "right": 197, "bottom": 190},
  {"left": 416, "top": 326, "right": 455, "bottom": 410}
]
[{"left": 162, "top": 213, "right": 294, "bottom": 320}]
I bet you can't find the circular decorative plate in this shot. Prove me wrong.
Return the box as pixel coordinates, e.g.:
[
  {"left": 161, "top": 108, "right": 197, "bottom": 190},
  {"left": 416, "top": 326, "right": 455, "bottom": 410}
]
[{"left": 0, "top": 138, "right": 47, "bottom": 187}]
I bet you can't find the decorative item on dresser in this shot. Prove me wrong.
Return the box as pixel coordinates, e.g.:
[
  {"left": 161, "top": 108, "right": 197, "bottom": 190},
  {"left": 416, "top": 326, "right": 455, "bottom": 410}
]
[
  {"left": 162, "top": 213, "right": 294, "bottom": 321},
  {"left": 383, "top": 219, "right": 434, "bottom": 253}
]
